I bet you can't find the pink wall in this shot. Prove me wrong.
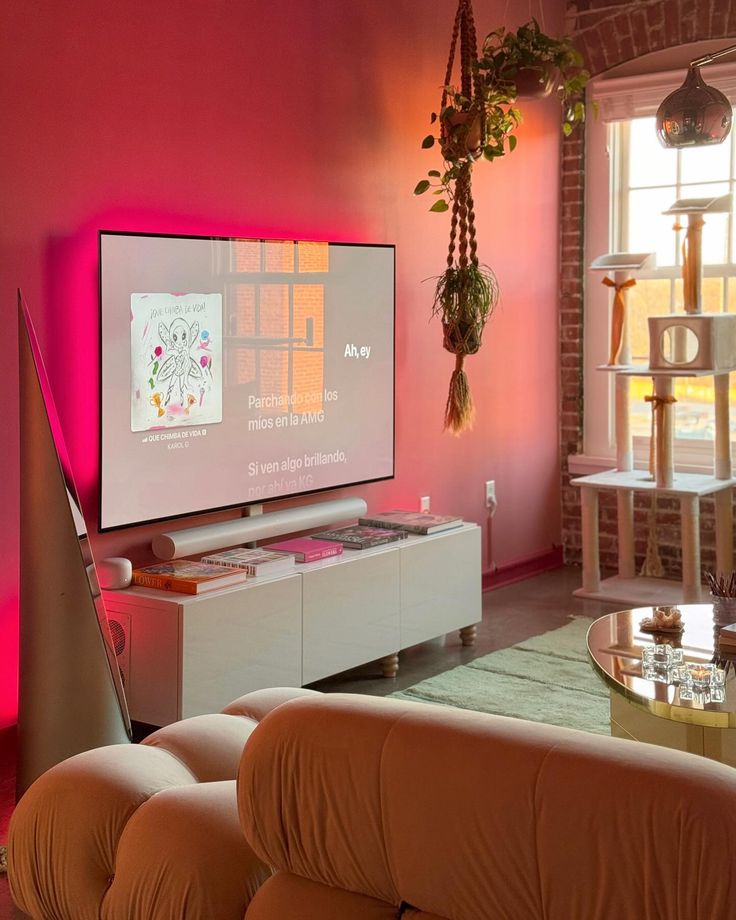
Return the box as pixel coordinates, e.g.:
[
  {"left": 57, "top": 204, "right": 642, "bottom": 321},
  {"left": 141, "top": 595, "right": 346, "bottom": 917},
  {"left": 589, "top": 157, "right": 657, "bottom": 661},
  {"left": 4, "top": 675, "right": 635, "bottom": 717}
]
[{"left": 0, "top": 0, "right": 564, "bottom": 727}]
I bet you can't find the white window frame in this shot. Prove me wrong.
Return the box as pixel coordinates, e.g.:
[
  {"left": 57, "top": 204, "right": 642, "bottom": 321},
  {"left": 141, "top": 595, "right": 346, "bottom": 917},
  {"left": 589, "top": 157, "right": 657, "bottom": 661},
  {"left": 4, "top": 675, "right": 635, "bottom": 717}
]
[{"left": 574, "top": 61, "right": 736, "bottom": 476}]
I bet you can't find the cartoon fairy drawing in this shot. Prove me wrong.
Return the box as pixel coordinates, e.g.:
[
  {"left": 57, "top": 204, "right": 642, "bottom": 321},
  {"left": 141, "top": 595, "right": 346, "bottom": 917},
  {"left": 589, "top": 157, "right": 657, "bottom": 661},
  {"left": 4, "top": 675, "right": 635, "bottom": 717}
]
[
  {"left": 157, "top": 318, "right": 202, "bottom": 406},
  {"left": 130, "top": 292, "right": 223, "bottom": 432}
]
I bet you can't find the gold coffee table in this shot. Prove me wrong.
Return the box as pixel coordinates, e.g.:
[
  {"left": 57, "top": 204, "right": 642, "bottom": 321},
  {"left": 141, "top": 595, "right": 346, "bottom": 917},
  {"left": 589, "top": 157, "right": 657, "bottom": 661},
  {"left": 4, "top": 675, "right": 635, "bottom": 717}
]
[{"left": 587, "top": 604, "right": 736, "bottom": 766}]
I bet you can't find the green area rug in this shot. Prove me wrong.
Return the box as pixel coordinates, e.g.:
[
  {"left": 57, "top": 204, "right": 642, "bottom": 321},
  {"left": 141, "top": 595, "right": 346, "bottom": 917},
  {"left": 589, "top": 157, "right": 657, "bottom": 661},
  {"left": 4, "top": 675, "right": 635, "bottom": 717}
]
[{"left": 389, "top": 618, "right": 611, "bottom": 735}]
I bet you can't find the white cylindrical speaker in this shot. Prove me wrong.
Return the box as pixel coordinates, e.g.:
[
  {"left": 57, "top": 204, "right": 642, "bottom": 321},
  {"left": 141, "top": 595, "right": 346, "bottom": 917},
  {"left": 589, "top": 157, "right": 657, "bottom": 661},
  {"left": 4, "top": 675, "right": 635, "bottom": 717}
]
[{"left": 151, "top": 497, "right": 368, "bottom": 560}]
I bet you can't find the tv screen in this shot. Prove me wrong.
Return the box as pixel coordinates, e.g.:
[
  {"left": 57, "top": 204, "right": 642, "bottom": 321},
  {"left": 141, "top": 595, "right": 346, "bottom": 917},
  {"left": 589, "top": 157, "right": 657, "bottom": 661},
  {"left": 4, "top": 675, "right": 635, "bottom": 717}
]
[{"left": 99, "top": 231, "right": 395, "bottom": 531}]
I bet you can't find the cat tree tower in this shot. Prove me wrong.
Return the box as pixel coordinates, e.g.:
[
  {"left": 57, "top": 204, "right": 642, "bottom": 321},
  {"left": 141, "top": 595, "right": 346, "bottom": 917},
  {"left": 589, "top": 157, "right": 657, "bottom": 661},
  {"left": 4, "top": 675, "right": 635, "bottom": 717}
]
[{"left": 573, "top": 193, "right": 735, "bottom": 605}]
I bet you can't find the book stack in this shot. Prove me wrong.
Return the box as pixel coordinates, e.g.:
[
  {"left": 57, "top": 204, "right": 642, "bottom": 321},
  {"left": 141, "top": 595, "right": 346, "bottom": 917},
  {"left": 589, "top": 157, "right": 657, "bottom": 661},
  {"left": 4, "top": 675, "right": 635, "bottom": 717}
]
[
  {"left": 267, "top": 537, "right": 344, "bottom": 562},
  {"left": 131, "top": 559, "right": 250, "bottom": 595},
  {"left": 718, "top": 623, "right": 736, "bottom": 650},
  {"left": 313, "top": 524, "right": 408, "bottom": 549},
  {"left": 359, "top": 510, "right": 463, "bottom": 535},
  {"left": 201, "top": 547, "right": 296, "bottom": 576}
]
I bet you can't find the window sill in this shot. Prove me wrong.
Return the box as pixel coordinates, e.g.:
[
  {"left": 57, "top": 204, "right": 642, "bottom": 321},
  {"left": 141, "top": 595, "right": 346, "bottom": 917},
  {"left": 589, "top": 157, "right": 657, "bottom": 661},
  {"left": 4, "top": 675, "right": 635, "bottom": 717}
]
[{"left": 567, "top": 453, "right": 721, "bottom": 477}]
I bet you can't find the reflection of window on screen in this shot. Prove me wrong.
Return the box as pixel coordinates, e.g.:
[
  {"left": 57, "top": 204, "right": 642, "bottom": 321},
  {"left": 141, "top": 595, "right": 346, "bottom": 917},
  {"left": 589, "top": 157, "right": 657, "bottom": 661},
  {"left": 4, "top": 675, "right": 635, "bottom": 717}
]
[
  {"left": 610, "top": 115, "right": 736, "bottom": 445},
  {"left": 223, "top": 240, "right": 326, "bottom": 414}
]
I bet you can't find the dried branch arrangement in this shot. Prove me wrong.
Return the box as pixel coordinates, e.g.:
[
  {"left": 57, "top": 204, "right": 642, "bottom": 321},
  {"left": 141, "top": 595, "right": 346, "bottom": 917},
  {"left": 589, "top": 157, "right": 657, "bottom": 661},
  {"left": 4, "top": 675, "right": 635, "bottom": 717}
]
[{"left": 705, "top": 571, "right": 736, "bottom": 597}]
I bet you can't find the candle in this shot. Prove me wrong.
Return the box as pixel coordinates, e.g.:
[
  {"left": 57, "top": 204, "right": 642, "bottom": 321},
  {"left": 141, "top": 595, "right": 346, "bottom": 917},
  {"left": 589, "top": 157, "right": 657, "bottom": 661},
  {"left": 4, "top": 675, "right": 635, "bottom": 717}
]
[{"left": 690, "top": 666, "right": 711, "bottom": 681}]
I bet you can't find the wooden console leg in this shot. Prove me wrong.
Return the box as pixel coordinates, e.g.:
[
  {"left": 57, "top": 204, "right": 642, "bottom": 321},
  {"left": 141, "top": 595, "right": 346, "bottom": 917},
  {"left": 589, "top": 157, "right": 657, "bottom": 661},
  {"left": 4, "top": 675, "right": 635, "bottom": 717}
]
[
  {"left": 459, "top": 625, "right": 477, "bottom": 646},
  {"left": 380, "top": 653, "right": 399, "bottom": 678}
]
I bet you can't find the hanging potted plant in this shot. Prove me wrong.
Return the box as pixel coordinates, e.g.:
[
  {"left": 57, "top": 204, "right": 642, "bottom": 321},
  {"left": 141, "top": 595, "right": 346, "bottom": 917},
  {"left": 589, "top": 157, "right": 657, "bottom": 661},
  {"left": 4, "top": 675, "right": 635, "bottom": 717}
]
[
  {"left": 413, "top": 10, "right": 590, "bottom": 435},
  {"left": 432, "top": 248, "right": 500, "bottom": 432},
  {"left": 414, "top": 67, "right": 520, "bottom": 212},
  {"left": 478, "top": 18, "right": 591, "bottom": 133},
  {"left": 413, "top": 0, "right": 516, "bottom": 434}
]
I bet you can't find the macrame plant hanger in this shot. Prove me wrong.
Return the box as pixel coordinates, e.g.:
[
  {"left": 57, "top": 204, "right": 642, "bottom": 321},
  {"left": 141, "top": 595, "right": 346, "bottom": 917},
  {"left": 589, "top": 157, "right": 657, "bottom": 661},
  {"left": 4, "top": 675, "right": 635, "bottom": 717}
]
[{"left": 440, "top": 0, "right": 487, "bottom": 433}]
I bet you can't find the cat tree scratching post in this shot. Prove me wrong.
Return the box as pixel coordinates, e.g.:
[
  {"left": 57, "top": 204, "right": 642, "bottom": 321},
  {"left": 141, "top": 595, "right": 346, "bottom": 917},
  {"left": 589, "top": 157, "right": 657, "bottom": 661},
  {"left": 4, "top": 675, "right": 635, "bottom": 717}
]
[
  {"left": 715, "top": 372, "right": 734, "bottom": 574},
  {"left": 592, "top": 253, "right": 655, "bottom": 580},
  {"left": 682, "top": 212, "right": 704, "bottom": 313},
  {"left": 664, "top": 193, "right": 731, "bottom": 314},
  {"left": 573, "top": 208, "right": 736, "bottom": 605},
  {"left": 714, "top": 372, "right": 732, "bottom": 479},
  {"left": 653, "top": 375, "right": 675, "bottom": 489},
  {"left": 591, "top": 253, "right": 655, "bottom": 470}
]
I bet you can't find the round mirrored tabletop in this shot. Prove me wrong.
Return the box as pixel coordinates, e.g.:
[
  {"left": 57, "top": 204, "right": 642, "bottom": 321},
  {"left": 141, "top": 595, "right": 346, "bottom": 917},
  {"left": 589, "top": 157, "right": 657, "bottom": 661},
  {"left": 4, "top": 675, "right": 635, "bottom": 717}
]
[{"left": 587, "top": 604, "right": 736, "bottom": 731}]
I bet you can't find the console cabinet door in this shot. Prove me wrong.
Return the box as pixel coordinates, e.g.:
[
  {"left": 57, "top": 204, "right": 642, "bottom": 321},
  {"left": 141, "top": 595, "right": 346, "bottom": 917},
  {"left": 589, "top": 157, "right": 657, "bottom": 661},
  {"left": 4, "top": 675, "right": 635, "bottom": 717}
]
[
  {"left": 105, "top": 595, "right": 180, "bottom": 728},
  {"left": 180, "top": 575, "right": 302, "bottom": 718},
  {"left": 301, "top": 550, "right": 400, "bottom": 684},
  {"left": 400, "top": 526, "right": 482, "bottom": 649}
]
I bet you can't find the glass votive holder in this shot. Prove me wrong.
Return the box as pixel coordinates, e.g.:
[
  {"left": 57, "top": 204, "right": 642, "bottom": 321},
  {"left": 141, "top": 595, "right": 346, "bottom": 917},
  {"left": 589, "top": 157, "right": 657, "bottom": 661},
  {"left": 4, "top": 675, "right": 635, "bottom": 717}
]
[
  {"left": 672, "top": 664, "right": 691, "bottom": 684},
  {"left": 642, "top": 645, "right": 684, "bottom": 667},
  {"left": 689, "top": 664, "right": 714, "bottom": 691},
  {"left": 641, "top": 645, "right": 684, "bottom": 683},
  {"left": 676, "top": 662, "right": 726, "bottom": 701}
]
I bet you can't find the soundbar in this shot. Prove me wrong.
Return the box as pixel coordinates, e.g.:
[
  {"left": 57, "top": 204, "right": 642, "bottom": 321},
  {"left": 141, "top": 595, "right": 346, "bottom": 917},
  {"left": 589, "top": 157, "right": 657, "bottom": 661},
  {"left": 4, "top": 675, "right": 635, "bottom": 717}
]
[{"left": 151, "top": 497, "right": 368, "bottom": 560}]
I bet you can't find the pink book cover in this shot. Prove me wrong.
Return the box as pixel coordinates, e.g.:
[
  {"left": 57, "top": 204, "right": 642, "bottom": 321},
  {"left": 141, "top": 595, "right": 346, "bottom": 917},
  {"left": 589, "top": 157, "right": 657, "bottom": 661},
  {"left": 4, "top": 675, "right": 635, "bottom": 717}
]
[{"left": 267, "top": 537, "right": 344, "bottom": 562}]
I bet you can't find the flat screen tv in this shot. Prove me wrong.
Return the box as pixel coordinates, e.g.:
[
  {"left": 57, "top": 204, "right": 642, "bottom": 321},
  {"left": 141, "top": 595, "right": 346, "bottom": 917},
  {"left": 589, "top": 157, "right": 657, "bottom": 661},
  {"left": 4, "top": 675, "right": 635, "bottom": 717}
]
[{"left": 99, "top": 231, "right": 395, "bottom": 531}]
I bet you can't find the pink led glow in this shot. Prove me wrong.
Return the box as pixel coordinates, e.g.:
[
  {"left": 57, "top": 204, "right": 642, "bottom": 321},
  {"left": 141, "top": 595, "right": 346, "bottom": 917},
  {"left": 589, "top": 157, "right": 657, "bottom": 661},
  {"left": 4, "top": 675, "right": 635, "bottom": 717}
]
[
  {"left": 1, "top": 0, "right": 567, "bottom": 727},
  {"left": 46, "top": 210, "right": 362, "bottom": 526},
  {"left": 0, "top": 594, "right": 19, "bottom": 730}
]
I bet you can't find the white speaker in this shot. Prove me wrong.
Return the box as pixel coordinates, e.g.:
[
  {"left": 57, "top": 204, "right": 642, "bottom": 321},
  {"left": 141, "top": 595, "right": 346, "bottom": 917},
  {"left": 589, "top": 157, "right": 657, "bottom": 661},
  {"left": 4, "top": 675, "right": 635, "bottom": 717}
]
[
  {"left": 97, "top": 557, "right": 133, "bottom": 590},
  {"left": 152, "top": 497, "right": 368, "bottom": 560}
]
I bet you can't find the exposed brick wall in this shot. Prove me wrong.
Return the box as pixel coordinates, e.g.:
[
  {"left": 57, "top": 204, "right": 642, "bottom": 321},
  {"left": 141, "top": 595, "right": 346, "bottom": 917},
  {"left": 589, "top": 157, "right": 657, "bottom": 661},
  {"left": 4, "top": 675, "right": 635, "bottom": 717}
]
[{"left": 561, "top": 0, "right": 736, "bottom": 577}]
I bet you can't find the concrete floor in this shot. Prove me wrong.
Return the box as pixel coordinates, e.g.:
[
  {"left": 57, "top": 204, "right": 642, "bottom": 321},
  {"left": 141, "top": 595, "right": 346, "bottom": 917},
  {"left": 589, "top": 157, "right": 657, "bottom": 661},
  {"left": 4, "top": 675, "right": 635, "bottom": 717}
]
[{"left": 0, "top": 565, "right": 617, "bottom": 919}]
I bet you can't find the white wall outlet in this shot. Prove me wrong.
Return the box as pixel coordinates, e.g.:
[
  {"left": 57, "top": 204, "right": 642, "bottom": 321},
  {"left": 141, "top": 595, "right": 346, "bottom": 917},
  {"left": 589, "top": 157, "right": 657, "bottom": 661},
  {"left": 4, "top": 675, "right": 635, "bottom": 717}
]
[
  {"left": 485, "top": 480, "right": 496, "bottom": 508},
  {"left": 420, "top": 495, "right": 431, "bottom": 513}
]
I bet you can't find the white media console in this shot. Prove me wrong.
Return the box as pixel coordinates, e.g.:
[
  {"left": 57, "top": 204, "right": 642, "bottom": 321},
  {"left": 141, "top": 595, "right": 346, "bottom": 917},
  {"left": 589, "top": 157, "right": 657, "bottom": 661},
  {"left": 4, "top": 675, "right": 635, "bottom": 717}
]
[{"left": 104, "top": 523, "right": 482, "bottom": 726}]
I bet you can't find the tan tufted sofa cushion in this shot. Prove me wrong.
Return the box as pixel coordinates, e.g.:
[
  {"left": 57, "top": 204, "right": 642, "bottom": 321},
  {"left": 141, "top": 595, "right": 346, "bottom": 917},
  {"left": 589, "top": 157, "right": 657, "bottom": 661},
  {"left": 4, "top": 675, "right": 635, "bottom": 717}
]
[
  {"left": 12, "top": 688, "right": 736, "bottom": 920},
  {"left": 8, "top": 687, "right": 319, "bottom": 919},
  {"left": 240, "top": 693, "right": 736, "bottom": 920}
]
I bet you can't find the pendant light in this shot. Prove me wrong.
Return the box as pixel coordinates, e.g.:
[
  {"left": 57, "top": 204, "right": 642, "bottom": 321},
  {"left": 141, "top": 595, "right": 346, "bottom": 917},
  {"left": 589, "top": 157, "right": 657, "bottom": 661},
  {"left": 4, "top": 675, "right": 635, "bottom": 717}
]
[{"left": 656, "top": 45, "right": 736, "bottom": 148}]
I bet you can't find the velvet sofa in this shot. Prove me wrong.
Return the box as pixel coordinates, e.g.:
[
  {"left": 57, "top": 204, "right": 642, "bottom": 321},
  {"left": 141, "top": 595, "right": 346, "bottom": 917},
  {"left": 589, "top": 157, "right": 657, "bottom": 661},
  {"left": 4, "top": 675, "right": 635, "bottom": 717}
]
[{"left": 10, "top": 689, "right": 736, "bottom": 919}]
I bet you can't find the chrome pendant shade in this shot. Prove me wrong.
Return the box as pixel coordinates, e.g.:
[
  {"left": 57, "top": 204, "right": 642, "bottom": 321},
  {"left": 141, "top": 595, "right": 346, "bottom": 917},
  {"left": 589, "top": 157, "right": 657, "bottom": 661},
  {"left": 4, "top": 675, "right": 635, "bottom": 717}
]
[{"left": 656, "top": 64, "right": 732, "bottom": 148}]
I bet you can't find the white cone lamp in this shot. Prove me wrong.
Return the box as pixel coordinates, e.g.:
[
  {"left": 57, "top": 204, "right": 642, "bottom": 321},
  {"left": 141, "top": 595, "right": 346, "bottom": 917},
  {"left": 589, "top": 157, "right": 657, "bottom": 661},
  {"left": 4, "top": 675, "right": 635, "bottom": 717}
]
[{"left": 17, "top": 291, "right": 131, "bottom": 795}]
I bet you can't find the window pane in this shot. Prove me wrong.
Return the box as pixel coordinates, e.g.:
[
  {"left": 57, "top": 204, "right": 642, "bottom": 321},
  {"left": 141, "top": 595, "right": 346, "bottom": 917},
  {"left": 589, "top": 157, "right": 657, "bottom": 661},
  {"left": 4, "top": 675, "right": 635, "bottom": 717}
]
[
  {"left": 627, "top": 279, "right": 671, "bottom": 362},
  {"left": 627, "top": 187, "right": 677, "bottom": 265},
  {"left": 633, "top": 377, "right": 719, "bottom": 442},
  {"left": 630, "top": 377, "right": 652, "bottom": 438},
  {"left": 674, "top": 377, "right": 715, "bottom": 441},
  {"left": 701, "top": 277, "right": 724, "bottom": 312},
  {"left": 629, "top": 117, "right": 677, "bottom": 187},
  {"left": 701, "top": 214, "right": 729, "bottom": 264},
  {"left": 678, "top": 182, "right": 730, "bottom": 265},
  {"left": 681, "top": 141, "right": 732, "bottom": 185},
  {"left": 601, "top": 111, "right": 736, "bottom": 458},
  {"left": 674, "top": 277, "right": 725, "bottom": 312}
]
